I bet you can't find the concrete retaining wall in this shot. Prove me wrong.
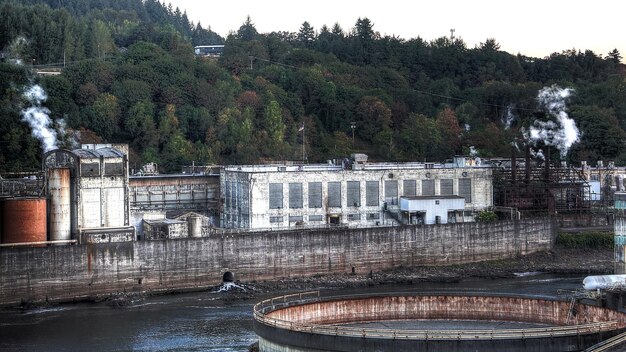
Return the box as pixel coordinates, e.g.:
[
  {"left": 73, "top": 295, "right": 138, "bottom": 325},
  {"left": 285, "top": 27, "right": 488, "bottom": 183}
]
[{"left": 0, "top": 218, "right": 555, "bottom": 306}]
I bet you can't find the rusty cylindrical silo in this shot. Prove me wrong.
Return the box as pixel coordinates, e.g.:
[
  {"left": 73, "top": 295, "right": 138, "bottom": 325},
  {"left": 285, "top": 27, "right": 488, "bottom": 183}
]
[
  {"left": 1, "top": 198, "right": 47, "bottom": 244},
  {"left": 48, "top": 168, "right": 71, "bottom": 242},
  {"left": 0, "top": 198, "right": 4, "bottom": 243}
]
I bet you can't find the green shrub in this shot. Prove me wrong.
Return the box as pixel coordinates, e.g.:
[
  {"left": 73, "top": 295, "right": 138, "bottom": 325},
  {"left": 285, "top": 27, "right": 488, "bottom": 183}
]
[
  {"left": 475, "top": 211, "right": 498, "bottom": 223},
  {"left": 555, "top": 232, "right": 613, "bottom": 249}
]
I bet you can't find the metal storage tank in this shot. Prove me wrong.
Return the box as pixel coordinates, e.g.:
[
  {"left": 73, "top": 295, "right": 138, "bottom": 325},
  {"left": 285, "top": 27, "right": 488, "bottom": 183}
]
[
  {"left": 48, "top": 168, "right": 71, "bottom": 242},
  {"left": 1, "top": 198, "right": 47, "bottom": 244},
  {"left": 188, "top": 215, "right": 202, "bottom": 238},
  {"left": 0, "top": 198, "right": 4, "bottom": 243}
]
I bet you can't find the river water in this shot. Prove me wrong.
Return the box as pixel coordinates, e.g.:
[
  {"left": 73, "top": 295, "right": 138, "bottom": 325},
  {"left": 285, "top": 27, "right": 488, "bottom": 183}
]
[{"left": 0, "top": 274, "right": 587, "bottom": 351}]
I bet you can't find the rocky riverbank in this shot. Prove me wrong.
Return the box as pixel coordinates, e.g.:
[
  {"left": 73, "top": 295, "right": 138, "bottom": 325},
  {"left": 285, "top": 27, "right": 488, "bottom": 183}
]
[{"left": 244, "top": 247, "right": 614, "bottom": 293}]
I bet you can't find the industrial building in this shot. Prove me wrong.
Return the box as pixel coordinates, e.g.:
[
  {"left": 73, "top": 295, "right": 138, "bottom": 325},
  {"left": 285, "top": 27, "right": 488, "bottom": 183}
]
[
  {"left": 220, "top": 155, "right": 493, "bottom": 229},
  {"left": 42, "top": 144, "right": 135, "bottom": 244},
  {"left": 615, "top": 192, "right": 626, "bottom": 274},
  {"left": 3, "top": 142, "right": 625, "bottom": 245}
]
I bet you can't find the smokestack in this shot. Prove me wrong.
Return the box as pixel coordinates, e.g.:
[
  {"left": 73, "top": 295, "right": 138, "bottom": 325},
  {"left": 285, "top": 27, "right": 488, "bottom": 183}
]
[
  {"left": 544, "top": 146, "right": 551, "bottom": 181},
  {"left": 511, "top": 146, "right": 517, "bottom": 185},
  {"left": 525, "top": 145, "right": 531, "bottom": 183}
]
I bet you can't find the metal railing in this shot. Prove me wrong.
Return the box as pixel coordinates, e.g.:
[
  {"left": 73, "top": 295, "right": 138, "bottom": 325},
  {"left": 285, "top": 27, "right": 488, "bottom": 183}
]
[
  {"left": 253, "top": 292, "right": 621, "bottom": 341},
  {"left": 585, "top": 330, "right": 626, "bottom": 351}
]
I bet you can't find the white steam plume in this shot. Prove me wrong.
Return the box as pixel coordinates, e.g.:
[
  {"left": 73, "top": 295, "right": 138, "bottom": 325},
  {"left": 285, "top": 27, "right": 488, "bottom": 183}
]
[
  {"left": 526, "top": 85, "right": 579, "bottom": 158},
  {"left": 21, "top": 85, "right": 58, "bottom": 152},
  {"left": 503, "top": 104, "right": 515, "bottom": 129}
]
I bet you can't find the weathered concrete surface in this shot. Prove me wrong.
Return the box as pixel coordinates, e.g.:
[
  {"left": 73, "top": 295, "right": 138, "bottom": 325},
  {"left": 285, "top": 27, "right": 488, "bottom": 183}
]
[
  {"left": 0, "top": 218, "right": 555, "bottom": 306},
  {"left": 255, "top": 294, "right": 626, "bottom": 352}
]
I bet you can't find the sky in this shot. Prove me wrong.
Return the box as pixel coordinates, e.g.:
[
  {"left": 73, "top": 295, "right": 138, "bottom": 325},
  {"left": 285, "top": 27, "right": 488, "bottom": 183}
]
[{"left": 167, "top": 0, "right": 623, "bottom": 59}]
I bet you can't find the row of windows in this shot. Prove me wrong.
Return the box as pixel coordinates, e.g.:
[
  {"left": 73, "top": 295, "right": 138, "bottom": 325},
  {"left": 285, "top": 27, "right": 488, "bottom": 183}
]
[
  {"left": 269, "top": 179, "right": 472, "bottom": 209},
  {"left": 269, "top": 213, "right": 381, "bottom": 223}
]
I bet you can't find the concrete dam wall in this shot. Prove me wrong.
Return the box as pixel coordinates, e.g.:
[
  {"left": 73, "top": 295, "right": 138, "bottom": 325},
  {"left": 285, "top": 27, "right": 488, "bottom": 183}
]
[{"left": 0, "top": 219, "right": 555, "bottom": 306}]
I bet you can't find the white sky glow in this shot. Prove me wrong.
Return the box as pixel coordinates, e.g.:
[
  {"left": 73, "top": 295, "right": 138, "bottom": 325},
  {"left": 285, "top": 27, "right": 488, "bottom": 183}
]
[{"left": 168, "top": 0, "right": 623, "bottom": 59}]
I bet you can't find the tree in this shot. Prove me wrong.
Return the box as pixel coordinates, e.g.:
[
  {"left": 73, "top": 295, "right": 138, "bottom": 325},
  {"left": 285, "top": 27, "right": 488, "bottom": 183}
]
[
  {"left": 479, "top": 38, "right": 500, "bottom": 51},
  {"left": 264, "top": 98, "right": 285, "bottom": 146},
  {"left": 435, "top": 107, "right": 463, "bottom": 157},
  {"left": 397, "top": 113, "right": 441, "bottom": 160},
  {"left": 236, "top": 15, "right": 258, "bottom": 41},
  {"left": 570, "top": 105, "right": 626, "bottom": 162},
  {"left": 88, "top": 19, "right": 114, "bottom": 59},
  {"left": 297, "top": 21, "right": 315, "bottom": 48},
  {"left": 353, "top": 17, "right": 375, "bottom": 41},
  {"left": 606, "top": 49, "right": 622, "bottom": 64},
  {"left": 354, "top": 96, "right": 391, "bottom": 143},
  {"left": 91, "top": 92, "right": 121, "bottom": 140},
  {"left": 125, "top": 100, "right": 157, "bottom": 150}
]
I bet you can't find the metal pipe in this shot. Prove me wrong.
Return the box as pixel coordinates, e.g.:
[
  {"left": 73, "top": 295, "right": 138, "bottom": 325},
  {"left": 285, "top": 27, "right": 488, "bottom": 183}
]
[{"left": 0, "top": 239, "right": 77, "bottom": 247}]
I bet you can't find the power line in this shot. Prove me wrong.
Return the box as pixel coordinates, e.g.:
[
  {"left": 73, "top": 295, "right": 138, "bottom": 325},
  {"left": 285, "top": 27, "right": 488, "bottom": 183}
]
[{"left": 250, "top": 55, "right": 539, "bottom": 113}]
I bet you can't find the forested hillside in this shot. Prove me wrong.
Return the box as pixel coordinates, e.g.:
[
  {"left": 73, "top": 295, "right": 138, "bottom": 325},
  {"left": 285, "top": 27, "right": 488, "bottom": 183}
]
[{"left": 1, "top": 0, "right": 625, "bottom": 173}]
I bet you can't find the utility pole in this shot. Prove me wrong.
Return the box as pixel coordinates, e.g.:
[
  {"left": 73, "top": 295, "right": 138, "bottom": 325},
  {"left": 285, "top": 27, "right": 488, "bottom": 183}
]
[
  {"left": 350, "top": 122, "right": 356, "bottom": 149},
  {"left": 300, "top": 122, "right": 306, "bottom": 162},
  {"left": 450, "top": 28, "right": 455, "bottom": 42}
]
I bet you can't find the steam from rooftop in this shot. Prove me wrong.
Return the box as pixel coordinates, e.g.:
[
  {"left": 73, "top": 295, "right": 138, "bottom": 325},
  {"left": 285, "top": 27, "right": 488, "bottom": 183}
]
[
  {"left": 526, "top": 85, "right": 579, "bottom": 158},
  {"left": 21, "top": 84, "right": 58, "bottom": 152}
]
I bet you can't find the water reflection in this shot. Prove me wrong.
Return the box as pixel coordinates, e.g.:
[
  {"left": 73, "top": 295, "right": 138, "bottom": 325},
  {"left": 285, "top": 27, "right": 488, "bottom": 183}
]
[{"left": 0, "top": 274, "right": 585, "bottom": 351}]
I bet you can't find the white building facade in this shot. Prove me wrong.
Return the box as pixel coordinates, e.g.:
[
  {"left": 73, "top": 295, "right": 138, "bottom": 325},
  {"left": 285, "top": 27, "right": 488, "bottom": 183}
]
[{"left": 220, "top": 157, "right": 493, "bottom": 229}]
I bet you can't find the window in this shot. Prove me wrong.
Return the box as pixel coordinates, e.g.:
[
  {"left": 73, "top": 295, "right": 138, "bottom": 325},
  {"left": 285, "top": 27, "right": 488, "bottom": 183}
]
[
  {"left": 289, "top": 183, "right": 303, "bottom": 208},
  {"left": 104, "top": 162, "right": 123, "bottom": 175},
  {"left": 403, "top": 180, "right": 416, "bottom": 196},
  {"left": 308, "top": 182, "right": 322, "bottom": 208},
  {"left": 366, "top": 181, "right": 379, "bottom": 206},
  {"left": 269, "top": 216, "right": 283, "bottom": 223},
  {"left": 422, "top": 179, "right": 435, "bottom": 196},
  {"left": 269, "top": 183, "right": 283, "bottom": 209},
  {"left": 347, "top": 181, "right": 360, "bottom": 207},
  {"left": 385, "top": 180, "right": 398, "bottom": 205},
  {"left": 225, "top": 181, "right": 231, "bottom": 208},
  {"left": 81, "top": 162, "right": 100, "bottom": 176},
  {"left": 308, "top": 215, "right": 323, "bottom": 221},
  {"left": 459, "top": 178, "right": 472, "bottom": 203},
  {"left": 289, "top": 215, "right": 303, "bottom": 222},
  {"left": 348, "top": 213, "right": 361, "bottom": 221},
  {"left": 367, "top": 213, "right": 380, "bottom": 220},
  {"left": 440, "top": 179, "right": 453, "bottom": 195},
  {"left": 328, "top": 182, "right": 341, "bottom": 207}
]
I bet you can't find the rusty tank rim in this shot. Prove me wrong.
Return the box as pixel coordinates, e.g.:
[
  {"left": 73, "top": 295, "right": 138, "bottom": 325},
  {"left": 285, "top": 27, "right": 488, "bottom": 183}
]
[{"left": 253, "top": 291, "right": 626, "bottom": 341}]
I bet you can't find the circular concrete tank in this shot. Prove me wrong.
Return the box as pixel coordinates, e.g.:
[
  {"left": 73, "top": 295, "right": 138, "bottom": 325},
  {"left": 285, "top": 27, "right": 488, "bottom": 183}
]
[
  {"left": 254, "top": 292, "right": 626, "bottom": 352},
  {"left": 1, "top": 198, "right": 47, "bottom": 245},
  {"left": 48, "top": 168, "right": 71, "bottom": 242}
]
